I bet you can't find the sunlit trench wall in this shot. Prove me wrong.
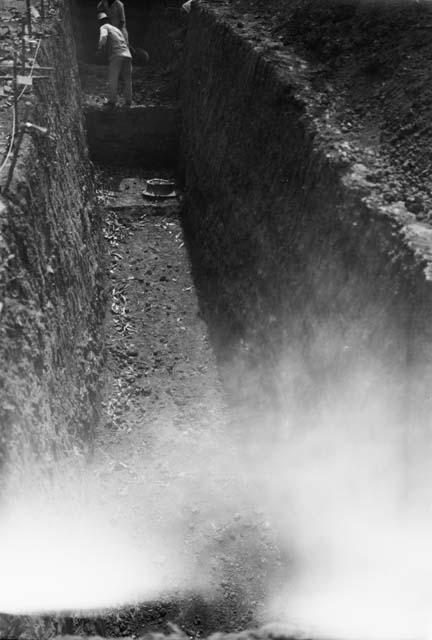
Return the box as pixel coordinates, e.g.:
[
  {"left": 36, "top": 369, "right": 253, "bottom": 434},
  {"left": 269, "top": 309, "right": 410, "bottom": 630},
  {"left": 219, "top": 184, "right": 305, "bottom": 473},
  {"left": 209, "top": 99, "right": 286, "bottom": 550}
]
[
  {"left": 0, "top": 0, "right": 103, "bottom": 475},
  {"left": 180, "top": 3, "right": 432, "bottom": 435}
]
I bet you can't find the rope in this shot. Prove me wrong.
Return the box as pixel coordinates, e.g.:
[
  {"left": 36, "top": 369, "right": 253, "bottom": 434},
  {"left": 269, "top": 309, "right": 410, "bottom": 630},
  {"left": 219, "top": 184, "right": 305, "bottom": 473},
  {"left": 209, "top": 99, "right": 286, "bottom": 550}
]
[{"left": 0, "top": 38, "right": 42, "bottom": 177}]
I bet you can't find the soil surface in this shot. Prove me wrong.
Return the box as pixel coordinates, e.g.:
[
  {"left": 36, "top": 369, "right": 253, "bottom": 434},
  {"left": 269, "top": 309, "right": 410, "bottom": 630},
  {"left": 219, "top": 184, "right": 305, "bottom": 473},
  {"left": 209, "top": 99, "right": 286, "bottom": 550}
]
[
  {"left": 80, "top": 63, "right": 179, "bottom": 109},
  {"left": 80, "top": 168, "right": 281, "bottom": 637},
  {"left": 226, "top": 0, "right": 432, "bottom": 223}
]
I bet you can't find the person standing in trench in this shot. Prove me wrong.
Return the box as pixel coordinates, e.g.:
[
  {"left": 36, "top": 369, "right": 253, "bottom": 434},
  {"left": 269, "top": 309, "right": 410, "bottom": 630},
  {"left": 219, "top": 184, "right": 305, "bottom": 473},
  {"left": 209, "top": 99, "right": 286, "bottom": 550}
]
[
  {"left": 97, "top": 0, "right": 129, "bottom": 43},
  {"left": 97, "top": 12, "right": 133, "bottom": 108}
]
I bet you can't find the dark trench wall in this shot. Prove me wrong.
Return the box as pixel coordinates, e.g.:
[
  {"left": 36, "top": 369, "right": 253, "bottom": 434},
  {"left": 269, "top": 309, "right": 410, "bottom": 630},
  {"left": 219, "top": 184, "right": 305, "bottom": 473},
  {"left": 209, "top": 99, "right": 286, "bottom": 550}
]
[
  {"left": 181, "top": 4, "right": 432, "bottom": 429},
  {"left": 85, "top": 105, "right": 179, "bottom": 167},
  {"left": 0, "top": 1, "right": 103, "bottom": 474}
]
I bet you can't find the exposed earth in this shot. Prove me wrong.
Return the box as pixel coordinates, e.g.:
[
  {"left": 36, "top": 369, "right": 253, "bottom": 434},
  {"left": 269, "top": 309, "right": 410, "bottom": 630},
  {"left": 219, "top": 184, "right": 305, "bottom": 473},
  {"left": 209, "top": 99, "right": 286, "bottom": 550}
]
[
  {"left": 230, "top": 0, "right": 432, "bottom": 222},
  {"left": 0, "top": 168, "right": 283, "bottom": 639},
  {"left": 87, "top": 167, "right": 284, "bottom": 636},
  {"left": 1, "top": 0, "right": 432, "bottom": 638}
]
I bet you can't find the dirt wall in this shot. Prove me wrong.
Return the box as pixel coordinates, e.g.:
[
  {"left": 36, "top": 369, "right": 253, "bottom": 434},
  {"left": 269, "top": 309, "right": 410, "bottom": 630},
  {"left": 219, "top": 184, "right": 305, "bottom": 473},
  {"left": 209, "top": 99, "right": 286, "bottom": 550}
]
[
  {"left": 85, "top": 105, "right": 179, "bottom": 167},
  {"left": 180, "top": 3, "right": 432, "bottom": 432},
  {"left": 0, "top": 1, "right": 103, "bottom": 476}
]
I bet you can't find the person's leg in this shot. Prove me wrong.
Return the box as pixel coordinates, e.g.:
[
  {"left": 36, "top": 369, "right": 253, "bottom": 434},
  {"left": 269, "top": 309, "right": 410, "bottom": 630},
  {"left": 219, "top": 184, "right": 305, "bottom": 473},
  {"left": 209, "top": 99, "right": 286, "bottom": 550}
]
[
  {"left": 121, "top": 58, "right": 133, "bottom": 105},
  {"left": 108, "top": 56, "right": 122, "bottom": 104}
]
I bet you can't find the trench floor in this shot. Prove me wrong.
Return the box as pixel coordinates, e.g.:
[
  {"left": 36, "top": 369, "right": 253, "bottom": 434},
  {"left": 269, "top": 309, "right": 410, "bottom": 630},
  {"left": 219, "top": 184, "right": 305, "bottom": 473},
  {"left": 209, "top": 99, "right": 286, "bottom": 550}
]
[{"left": 59, "top": 167, "right": 282, "bottom": 638}]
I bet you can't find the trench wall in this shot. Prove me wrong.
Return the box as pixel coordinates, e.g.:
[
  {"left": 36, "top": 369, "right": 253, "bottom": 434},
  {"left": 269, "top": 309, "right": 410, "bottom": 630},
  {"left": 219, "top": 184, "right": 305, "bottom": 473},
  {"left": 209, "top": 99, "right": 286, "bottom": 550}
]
[
  {"left": 181, "top": 4, "right": 432, "bottom": 432},
  {"left": 0, "top": 1, "right": 103, "bottom": 475},
  {"left": 85, "top": 106, "right": 179, "bottom": 168}
]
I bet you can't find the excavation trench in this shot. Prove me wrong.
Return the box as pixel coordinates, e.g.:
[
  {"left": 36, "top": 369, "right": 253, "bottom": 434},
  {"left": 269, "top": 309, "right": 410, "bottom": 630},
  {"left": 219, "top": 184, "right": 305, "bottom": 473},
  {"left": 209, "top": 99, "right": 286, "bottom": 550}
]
[
  {"left": 60, "top": 2, "right": 282, "bottom": 634},
  {"left": 2, "top": 0, "right": 432, "bottom": 638}
]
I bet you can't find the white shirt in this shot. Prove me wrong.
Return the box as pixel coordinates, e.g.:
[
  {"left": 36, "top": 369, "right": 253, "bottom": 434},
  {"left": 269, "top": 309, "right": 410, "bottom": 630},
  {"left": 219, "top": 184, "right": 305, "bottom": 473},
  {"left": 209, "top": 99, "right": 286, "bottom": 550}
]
[{"left": 98, "top": 24, "right": 131, "bottom": 60}]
